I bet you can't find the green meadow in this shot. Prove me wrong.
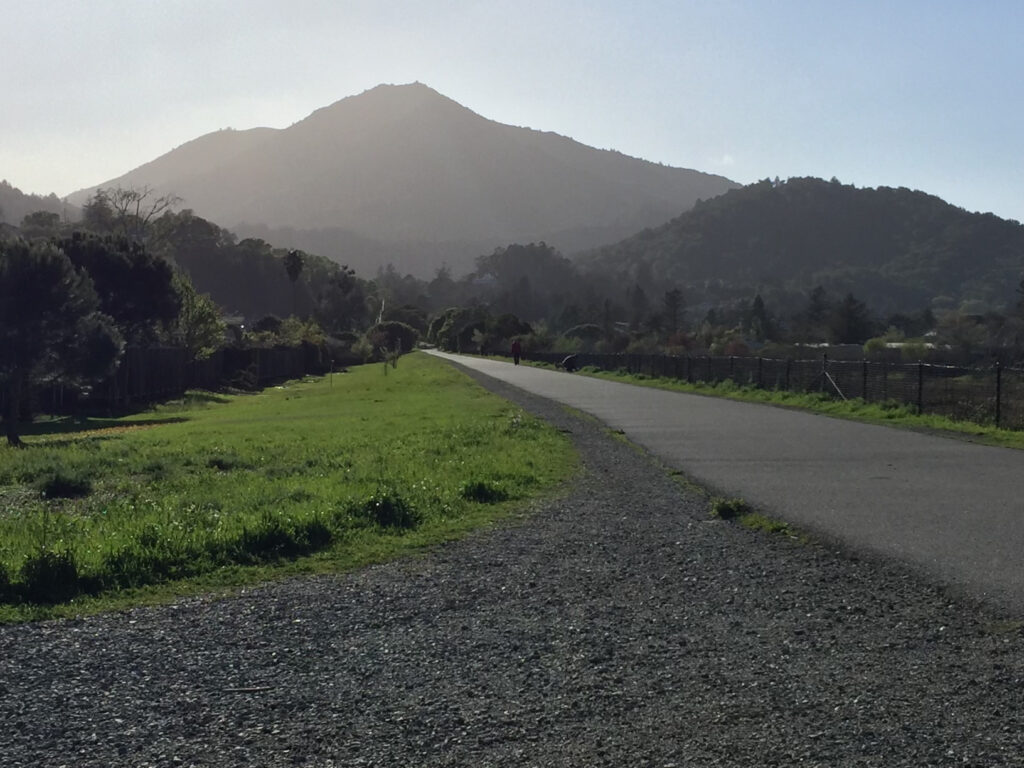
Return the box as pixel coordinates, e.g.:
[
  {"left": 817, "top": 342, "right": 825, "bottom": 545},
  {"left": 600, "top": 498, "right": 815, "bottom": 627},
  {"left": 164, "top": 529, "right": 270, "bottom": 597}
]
[{"left": 0, "top": 353, "right": 576, "bottom": 621}]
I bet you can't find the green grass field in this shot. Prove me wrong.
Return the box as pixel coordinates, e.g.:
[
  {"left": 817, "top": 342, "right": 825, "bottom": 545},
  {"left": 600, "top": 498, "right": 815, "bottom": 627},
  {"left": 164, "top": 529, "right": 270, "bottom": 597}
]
[{"left": 0, "top": 353, "right": 576, "bottom": 621}]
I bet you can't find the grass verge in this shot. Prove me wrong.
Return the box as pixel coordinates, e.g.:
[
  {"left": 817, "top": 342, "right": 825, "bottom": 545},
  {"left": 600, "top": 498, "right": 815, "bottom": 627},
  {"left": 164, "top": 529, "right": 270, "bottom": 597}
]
[
  {"left": 0, "top": 352, "right": 576, "bottom": 622},
  {"left": 507, "top": 358, "right": 1024, "bottom": 450}
]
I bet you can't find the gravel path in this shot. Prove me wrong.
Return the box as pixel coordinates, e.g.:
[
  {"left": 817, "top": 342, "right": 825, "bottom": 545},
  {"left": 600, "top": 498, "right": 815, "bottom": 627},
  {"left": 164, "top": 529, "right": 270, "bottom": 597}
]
[{"left": 1, "top": 371, "right": 1023, "bottom": 767}]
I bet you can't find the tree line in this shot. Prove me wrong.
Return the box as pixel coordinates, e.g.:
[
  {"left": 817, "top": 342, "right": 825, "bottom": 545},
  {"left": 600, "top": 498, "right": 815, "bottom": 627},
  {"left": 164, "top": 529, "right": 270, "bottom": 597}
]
[{"left": 8, "top": 178, "right": 1024, "bottom": 446}]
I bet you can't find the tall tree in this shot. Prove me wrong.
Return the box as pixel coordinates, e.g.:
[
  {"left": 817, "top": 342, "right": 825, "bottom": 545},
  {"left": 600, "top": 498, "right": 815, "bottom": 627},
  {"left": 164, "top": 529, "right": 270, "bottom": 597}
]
[
  {"left": 828, "top": 292, "right": 876, "bottom": 344},
  {"left": 81, "top": 190, "right": 116, "bottom": 233},
  {"left": 795, "top": 285, "right": 832, "bottom": 341},
  {"left": 19, "top": 210, "right": 61, "bottom": 239},
  {"left": 103, "top": 186, "right": 181, "bottom": 243},
  {"left": 315, "top": 264, "right": 366, "bottom": 333},
  {"left": 629, "top": 283, "right": 650, "bottom": 331},
  {"left": 662, "top": 288, "right": 685, "bottom": 333},
  {"left": 59, "top": 232, "right": 180, "bottom": 343},
  {"left": 283, "top": 249, "right": 305, "bottom": 317},
  {"left": 745, "top": 294, "right": 772, "bottom": 341},
  {"left": 166, "top": 272, "right": 226, "bottom": 362},
  {"left": 0, "top": 240, "right": 122, "bottom": 446},
  {"left": 428, "top": 263, "right": 457, "bottom": 309}
]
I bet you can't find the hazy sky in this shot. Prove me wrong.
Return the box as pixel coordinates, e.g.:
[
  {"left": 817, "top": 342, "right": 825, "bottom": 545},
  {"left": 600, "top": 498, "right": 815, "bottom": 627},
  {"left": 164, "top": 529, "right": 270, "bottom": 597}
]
[{"left": 3, "top": 1, "right": 1022, "bottom": 221}]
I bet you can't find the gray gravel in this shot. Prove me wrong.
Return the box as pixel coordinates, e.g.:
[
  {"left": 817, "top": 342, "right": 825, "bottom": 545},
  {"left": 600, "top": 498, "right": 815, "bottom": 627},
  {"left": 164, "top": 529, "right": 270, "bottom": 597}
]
[{"left": 1, "top": 371, "right": 1023, "bottom": 767}]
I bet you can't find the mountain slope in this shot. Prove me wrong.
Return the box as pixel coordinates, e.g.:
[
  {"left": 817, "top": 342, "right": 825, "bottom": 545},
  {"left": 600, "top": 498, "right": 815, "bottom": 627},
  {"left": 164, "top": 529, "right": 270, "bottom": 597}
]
[
  {"left": 577, "top": 177, "right": 1024, "bottom": 314},
  {"left": 0, "top": 180, "right": 76, "bottom": 227},
  {"left": 68, "top": 83, "right": 737, "bottom": 274}
]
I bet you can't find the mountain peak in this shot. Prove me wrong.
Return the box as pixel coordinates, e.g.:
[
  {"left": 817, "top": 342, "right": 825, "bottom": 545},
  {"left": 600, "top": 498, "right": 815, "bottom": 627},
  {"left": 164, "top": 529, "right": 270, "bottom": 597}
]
[
  {"left": 310, "top": 81, "right": 456, "bottom": 119},
  {"left": 67, "top": 84, "right": 738, "bottom": 276}
]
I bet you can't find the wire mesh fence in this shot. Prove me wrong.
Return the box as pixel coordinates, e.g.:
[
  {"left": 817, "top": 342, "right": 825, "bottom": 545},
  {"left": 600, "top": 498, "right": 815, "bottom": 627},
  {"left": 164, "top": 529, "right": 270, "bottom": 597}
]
[
  {"left": 6, "top": 344, "right": 330, "bottom": 419},
  {"left": 522, "top": 351, "right": 1024, "bottom": 431}
]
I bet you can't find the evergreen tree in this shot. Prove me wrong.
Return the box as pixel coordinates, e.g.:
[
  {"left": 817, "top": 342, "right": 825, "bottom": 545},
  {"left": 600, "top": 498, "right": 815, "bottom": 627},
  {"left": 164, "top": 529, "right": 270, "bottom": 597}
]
[
  {"left": 662, "top": 288, "right": 685, "bottom": 333},
  {"left": 0, "top": 240, "right": 122, "bottom": 445},
  {"left": 828, "top": 293, "right": 876, "bottom": 344}
]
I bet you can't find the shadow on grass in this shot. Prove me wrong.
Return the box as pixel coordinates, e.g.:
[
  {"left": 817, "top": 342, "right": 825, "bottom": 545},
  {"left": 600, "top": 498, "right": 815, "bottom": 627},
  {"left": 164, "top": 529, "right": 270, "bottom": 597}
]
[
  {"left": 179, "top": 391, "right": 232, "bottom": 406},
  {"left": 17, "top": 416, "right": 188, "bottom": 440},
  {"left": 11, "top": 389, "right": 232, "bottom": 443}
]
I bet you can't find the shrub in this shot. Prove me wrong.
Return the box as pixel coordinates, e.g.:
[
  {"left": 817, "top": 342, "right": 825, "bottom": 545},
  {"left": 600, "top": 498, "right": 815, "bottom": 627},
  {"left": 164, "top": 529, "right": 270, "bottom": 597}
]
[
  {"left": 367, "top": 321, "right": 419, "bottom": 355},
  {"left": 351, "top": 335, "right": 376, "bottom": 362},
  {"left": 206, "top": 452, "right": 244, "bottom": 472},
  {"left": 863, "top": 337, "right": 888, "bottom": 359},
  {"left": 711, "top": 497, "right": 751, "bottom": 520},
  {"left": 102, "top": 544, "right": 189, "bottom": 589},
  {"left": 358, "top": 488, "right": 420, "bottom": 530},
  {"left": 901, "top": 341, "right": 930, "bottom": 362},
  {"left": 550, "top": 336, "right": 583, "bottom": 355},
  {"left": 562, "top": 323, "right": 604, "bottom": 343},
  {"left": 35, "top": 466, "right": 92, "bottom": 499},
  {"left": 460, "top": 480, "right": 509, "bottom": 504},
  {"left": 20, "top": 548, "right": 80, "bottom": 603},
  {"left": 0, "top": 560, "right": 10, "bottom": 602},
  {"left": 234, "top": 513, "right": 318, "bottom": 561}
]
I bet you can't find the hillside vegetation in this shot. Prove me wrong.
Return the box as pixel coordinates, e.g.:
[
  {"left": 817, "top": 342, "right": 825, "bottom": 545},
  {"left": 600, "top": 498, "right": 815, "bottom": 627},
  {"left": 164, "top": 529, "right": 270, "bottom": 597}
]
[
  {"left": 0, "top": 180, "right": 75, "bottom": 230},
  {"left": 578, "top": 177, "right": 1024, "bottom": 316}
]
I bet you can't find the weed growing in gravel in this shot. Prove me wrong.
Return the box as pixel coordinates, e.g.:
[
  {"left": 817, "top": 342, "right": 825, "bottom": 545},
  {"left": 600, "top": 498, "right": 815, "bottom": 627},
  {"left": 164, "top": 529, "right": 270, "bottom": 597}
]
[
  {"left": 738, "top": 512, "right": 794, "bottom": 536},
  {"left": 709, "top": 498, "right": 804, "bottom": 541},
  {"left": 711, "top": 497, "right": 752, "bottom": 520},
  {"left": 0, "top": 353, "right": 576, "bottom": 618}
]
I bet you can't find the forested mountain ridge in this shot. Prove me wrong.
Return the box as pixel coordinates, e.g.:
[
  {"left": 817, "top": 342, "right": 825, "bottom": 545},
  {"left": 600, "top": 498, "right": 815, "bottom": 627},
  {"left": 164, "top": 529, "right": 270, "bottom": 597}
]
[
  {"left": 577, "top": 177, "right": 1024, "bottom": 315},
  {"left": 66, "top": 83, "right": 738, "bottom": 276},
  {"left": 0, "top": 180, "right": 76, "bottom": 227}
]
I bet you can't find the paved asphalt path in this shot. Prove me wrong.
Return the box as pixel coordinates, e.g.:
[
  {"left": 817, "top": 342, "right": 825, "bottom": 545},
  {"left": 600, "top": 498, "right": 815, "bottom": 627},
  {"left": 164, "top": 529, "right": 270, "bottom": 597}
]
[{"left": 429, "top": 351, "right": 1024, "bottom": 615}]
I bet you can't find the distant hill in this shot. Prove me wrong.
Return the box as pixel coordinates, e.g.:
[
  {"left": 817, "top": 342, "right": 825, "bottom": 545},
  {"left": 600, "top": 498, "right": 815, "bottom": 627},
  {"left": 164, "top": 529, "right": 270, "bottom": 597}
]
[
  {"left": 577, "top": 177, "right": 1024, "bottom": 315},
  {"left": 67, "top": 83, "right": 738, "bottom": 276},
  {"left": 0, "top": 180, "right": 77, "bottom": 227}
]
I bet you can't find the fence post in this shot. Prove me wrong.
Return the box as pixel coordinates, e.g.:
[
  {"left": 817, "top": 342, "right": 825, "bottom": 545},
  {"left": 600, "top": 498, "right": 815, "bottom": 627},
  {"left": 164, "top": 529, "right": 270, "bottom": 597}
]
[
  {"left": 995, "top": 362, "right": 1002, "bottom": 428},
  {"left": 757, "top": 356, "right": 763, "bottom": 389},
  {"left": 820, "top": 354, "right": 828, "bottom": 392},
  {"left": 862, "top": 359, "right": 868, "bottom": 401},
  {"left": 785, "top": 358, "right": 791, "bottom": 392},
  {"left": 917, "top": 362, "right": 924, "bottom": 415}
]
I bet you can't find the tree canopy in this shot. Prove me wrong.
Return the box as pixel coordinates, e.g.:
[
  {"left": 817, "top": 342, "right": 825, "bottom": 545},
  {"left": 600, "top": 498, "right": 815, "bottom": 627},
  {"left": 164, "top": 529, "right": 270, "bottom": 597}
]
[
  {"left": 0, "top": 239, "right": 122, "bottom": 445},
  {"left": 58, "top": 232, "right": 181, "bottom": 343},
  {"left": 578, "top": 177, "right": 1024, "bottom": 317}
]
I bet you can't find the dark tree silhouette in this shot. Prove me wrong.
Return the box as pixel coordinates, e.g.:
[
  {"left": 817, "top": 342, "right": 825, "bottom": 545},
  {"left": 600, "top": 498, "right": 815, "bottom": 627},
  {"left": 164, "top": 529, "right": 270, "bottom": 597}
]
[
  {"left": 283, "top": 249, "right": 305, "bottom": 317},
  {"left": 662, "top": 288, "right": 685, "bottom": 333},
  {"left": 58, "top": 232, "right": 180, "bottom": 344},
  {"left": 0, "top": 240, "right": 122, "bottom": 445},
  {"left": 829, "top": 293, "right": 876, "bottom": 344}
]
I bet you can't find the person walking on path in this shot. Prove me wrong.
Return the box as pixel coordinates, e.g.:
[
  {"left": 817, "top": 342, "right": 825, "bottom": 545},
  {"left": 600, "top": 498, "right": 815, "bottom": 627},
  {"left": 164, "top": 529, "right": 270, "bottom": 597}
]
[{"left": 511, "top": 338, "right": 522, "bottom": 365}]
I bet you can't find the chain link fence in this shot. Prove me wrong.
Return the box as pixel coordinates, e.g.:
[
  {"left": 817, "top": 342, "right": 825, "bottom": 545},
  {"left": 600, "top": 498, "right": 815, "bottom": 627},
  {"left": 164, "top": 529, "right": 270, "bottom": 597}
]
[{"left": 521, "top": 351, "right": 1024, "bottom": 431}]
